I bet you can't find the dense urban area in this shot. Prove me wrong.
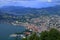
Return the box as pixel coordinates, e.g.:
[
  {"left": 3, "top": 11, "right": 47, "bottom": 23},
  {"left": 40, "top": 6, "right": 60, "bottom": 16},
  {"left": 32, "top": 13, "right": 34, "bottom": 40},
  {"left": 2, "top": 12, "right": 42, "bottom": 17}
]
[{"left": 0, "top": 13, "right": 60, "bottom": 33}]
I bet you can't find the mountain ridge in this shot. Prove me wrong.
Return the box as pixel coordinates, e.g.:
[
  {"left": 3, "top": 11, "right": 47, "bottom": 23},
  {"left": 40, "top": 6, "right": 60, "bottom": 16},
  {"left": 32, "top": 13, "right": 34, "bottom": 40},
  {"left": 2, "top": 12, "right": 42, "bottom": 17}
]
[{"left": 0, "top": 5, "right": 60, "bottom": 15}]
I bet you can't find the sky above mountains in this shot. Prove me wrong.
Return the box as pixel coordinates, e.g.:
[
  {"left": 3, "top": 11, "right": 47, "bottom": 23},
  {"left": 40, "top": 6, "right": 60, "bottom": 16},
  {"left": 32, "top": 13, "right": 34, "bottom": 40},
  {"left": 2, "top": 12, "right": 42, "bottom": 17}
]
[{"left": 0, "top": 0, "right": 60, "bottom": 8}]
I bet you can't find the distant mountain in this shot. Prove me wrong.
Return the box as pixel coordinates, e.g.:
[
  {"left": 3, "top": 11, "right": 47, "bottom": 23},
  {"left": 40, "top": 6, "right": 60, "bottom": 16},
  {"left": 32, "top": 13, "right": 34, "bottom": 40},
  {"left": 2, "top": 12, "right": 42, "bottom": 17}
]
[
  {"left": 0, "top": 6, "right": 38, "bottom": 15},
  {"left": 0, "top": 5, "right": 60, "bottom": 15}
]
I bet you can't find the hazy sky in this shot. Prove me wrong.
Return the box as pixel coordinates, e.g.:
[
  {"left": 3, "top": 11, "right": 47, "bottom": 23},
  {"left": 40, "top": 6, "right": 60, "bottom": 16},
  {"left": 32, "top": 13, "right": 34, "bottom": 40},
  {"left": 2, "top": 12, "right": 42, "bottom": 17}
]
[{"left": 0, "top": 0, "right": 60, "bottom": 8}]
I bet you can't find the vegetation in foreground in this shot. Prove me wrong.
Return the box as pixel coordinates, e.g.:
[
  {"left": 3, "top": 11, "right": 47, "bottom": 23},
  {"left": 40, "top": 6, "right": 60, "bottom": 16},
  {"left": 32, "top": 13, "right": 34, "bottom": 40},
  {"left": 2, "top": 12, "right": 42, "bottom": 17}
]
[{"left": 22, "top": 28, "right": 60, "bottom": 40}]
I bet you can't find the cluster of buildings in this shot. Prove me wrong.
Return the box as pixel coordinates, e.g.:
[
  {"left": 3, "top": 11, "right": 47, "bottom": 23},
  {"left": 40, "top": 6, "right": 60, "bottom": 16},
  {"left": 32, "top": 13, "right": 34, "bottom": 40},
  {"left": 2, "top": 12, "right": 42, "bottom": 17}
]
[
  {"left": 10, "top": 15, "right": 60, "bottom": 33},
  {"left": 1, "top": 14, "right": 60, "bottom": 33}
]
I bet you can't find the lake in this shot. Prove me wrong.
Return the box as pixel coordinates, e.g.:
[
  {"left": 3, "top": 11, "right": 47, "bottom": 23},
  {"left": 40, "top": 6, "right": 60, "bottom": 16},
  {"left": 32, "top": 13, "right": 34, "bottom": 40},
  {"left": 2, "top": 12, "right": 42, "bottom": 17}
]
[{"left": 0, "top": 23, "right": 25, "bottom": 40}]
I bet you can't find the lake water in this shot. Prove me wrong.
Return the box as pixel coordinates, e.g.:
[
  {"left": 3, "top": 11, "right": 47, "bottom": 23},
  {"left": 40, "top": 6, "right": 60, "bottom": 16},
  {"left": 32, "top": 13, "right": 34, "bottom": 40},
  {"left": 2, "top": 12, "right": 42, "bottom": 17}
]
[{"left": 0, "top": 23, "right": 25, "bottom": 40}]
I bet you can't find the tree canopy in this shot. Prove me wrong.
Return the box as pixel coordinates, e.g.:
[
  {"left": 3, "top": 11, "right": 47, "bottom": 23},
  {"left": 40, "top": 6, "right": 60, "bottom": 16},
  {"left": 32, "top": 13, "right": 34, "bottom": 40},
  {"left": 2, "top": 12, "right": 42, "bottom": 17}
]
[{"left": 22, "top": 28, "right": 60, "bottom": 40}]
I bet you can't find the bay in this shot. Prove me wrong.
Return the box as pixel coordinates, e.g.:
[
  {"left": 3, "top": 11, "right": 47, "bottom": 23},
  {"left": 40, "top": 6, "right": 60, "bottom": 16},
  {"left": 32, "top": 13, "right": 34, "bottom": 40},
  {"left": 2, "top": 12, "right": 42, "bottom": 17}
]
[{"left": 0, "top": 23, "right": 25, "bottom": 40}]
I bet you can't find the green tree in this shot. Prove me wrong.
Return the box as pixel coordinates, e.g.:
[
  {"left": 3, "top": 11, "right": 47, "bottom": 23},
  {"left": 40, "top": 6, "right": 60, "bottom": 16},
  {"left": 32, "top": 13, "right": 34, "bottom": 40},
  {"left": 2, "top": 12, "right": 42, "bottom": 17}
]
[
  {"left": 48, "top": 28, "right": 60, "bottom": 40},
  {"left": 40, "top": 28, "right": 60, "bottom": 40},
  {"left": 28, "top": 32, "right": 40, "bottom": 40},
  {"left": 40, "top": 31, "right": 48, "bottom": 40},
  {"left": 22, "top": 28, "right": 60, "bottom": 40}
]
